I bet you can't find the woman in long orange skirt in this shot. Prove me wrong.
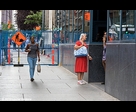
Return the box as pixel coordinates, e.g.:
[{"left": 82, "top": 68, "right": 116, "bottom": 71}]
[{"left": 74, "top": 33, "right": 92, "bottom": 85}]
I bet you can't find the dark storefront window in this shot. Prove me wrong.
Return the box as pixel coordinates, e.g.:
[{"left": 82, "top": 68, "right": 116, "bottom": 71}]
[
  {"left": 92, "top": 10, "right": 107, "bottom": 42},
  {"left": 108, "top": 10, "right": 135, "bottom": 42}
]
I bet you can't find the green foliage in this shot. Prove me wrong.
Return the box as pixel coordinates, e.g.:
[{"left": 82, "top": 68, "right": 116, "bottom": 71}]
[
  {"left": 24, "top": 11, "right": 42, "bottom": 26},
  {"left": 16, "top": 10, "right": 41, "bottom": 30},
  {"left": 2, "top": 23, "right": 15, "bottom": 30}
]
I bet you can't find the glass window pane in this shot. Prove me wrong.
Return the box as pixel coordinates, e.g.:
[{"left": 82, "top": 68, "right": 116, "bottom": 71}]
[
  {"left": 108, "top": 10, "right": 120, "bottom": 41},
  {"left": 122, "top": 10, "right": 135, "bottom": 40}
]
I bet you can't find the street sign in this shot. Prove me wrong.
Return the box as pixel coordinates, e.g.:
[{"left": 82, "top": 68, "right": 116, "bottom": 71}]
[
  {"left": 11, "top": 31, "right": 26, "bottom": 46},
  {"left": 84, "top": 12, "right": 90, "bottom": 21}
]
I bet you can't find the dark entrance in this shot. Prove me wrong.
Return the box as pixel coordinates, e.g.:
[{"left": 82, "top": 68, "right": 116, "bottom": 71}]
[
  {"left": 88, "top": 10, "right": 107, "bottom": 83},
  {"left": 92, "top": 10, "right": 107, "bottom": 42}
]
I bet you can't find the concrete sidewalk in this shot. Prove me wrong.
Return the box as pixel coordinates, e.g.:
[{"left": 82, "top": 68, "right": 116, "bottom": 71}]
[{"left": 0, "top": 64, "right": 119, "bottom": 101}]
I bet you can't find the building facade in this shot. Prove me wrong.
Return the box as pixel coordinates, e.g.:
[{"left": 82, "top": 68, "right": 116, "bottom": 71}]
[
  {"left": 0, "top": 10, "right": 17, "bottom": 29},
  {"left": 53, "top": 10, "right": 90, "bottom": 43},
  {"left": 0, "top": 10, "right": 12, "bottom": 24},
  {"left": 44, "top": 10, "right": 55, "bottom": 30},
  {"left": 44, "top": 10, "right": 135, "bottom": 101},
  {"left": 1, "top": 10, "right": 12, "bottom": 24},
  {"left": 106, "top": 10, "right": 136, "bottom": 101},
  {"left": 52, "top": 10, "right": 107, "bottom": 84},
  {"left": 53, "top": 10, "right": 136, "bottom": 101},
  {"left": 54, "top": 10, "right": 90, "bottom": 32},
  {"left": 12, "top": 10, "right": 18, "bottom": 30},
  {"left": 44, "top": 10, "right": 90, "bottom": 33}
]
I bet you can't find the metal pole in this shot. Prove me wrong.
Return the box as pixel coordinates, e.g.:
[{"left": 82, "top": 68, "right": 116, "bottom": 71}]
[
  {"left": 107, "top": 10, "right": 109, "bottom": 42},
  {"left": 64, "top": 10, "right": 66, "bottom": 43},
  {"left": 77, "top": 10, "right": 79, "bottom": 32},
  {"left": 89, "top": 10, "right": 93, "bottom": 44},
  {"left": 72, "top": 10, "right": 74, "bottom": 42},
  {"left": 58, "top": 10, "right": 59, "bottom": 29},
  {"left": 14, "top": 44, "right": 23, "bottom": 67},
  {"left": 134, "top": 10, "right": 136, "bottom": 43},
  {"left": 61, "top": 10, "right": 63, "bottom": 29},
  {"left": 18, "top": 45, "right": 20, "bottom": 65},
  {"left": 42, "top": 10, "right": 45, "bottom": 30},
  {"left": 68, "top": 10, "right": 70, "bottom": 32},
  {"left": 82, "top": 10, "right": 85, "bottom": 33},
  {"left": 45, "top": 10, "right": 46, "bottom": 30},
  {"left": 119, "top": 10, "right": 122, "bottom": 40},
  {"left": 68, "top": 10, "right": 70, "bottom": 43}
]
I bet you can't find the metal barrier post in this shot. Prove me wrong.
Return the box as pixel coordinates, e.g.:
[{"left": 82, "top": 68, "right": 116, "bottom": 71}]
[
  {"left": 52, "top": 44, "right": 54, "bottom": 64},
  {"left": 8, "top": 38, "right": 10, "bottom": 64}
]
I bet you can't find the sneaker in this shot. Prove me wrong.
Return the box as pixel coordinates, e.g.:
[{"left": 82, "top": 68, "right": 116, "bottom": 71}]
[
  {"left": 30, "top": 78, "right": 34, "bottom": 82},
  {"left": 81, "top": 80, "right": 87, "bottom": 84},
  {"left": 77, "top": 80, "right": 85, "bottom": 85}
]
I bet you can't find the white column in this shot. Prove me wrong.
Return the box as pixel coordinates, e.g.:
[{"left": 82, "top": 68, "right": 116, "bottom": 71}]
[
  {"left": 12, "top": 10, "right": 17, "bottom": 29},
  {"left": 12, "top": 10, "right": 15, "bottom": 24},
  {"left": 48, "top": 10, "right": 52, "bottom": 44},
  {"left": 49, "top": 10, "right": 52, "bottom": 31},
  {"left": 0, "top": 10, "right": 1, "bottom": 25}
]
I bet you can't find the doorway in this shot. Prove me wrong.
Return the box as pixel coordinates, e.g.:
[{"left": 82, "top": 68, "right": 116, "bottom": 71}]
[
  {"left": 88, "top": 10, "right": 107, "bottom": 84},
  {"left": 98, "top": 27, "right": 107, "bottom": 41},
  {"left": 92, "top": 10, "right": 107, "bottom": 42}
]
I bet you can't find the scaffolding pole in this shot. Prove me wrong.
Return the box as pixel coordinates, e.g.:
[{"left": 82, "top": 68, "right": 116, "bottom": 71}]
[{"left": 42, "top": 10, "right": 45, "bottom": 30}]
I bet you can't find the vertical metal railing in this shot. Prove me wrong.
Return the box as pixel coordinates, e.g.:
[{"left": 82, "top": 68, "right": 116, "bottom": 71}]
[
  {"left": 135, "top": 10, "right": 136, "bottom": 43},
  {"left": 42, "top": 10, "right": 45, "bottom": 30},
  {"left": 64, "top": 10, "right": 66, "bottom": 43},
  {"left": 82, "top": 10, "right": 85, "bottom": 33},
  {"left": 77, "top": 10, "right": 79, "bottom": 32},
  {"left": 119, "top": 10, "right": 122, "bottom": 40},
  {"left": 68, "top": 10, "right": 70, "bottom": 43},
  {"left": 72, "top": 10, "right": 74, "bottom": 43},
  {"left": 89, "top": 10, "right": 93, "bottom": 44},
  {"left": 107, "top": 10, "right": 109, "bottom": 42}
]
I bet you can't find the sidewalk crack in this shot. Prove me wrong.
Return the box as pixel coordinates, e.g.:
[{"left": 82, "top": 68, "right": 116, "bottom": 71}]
[
  {"left": 57, "top": 75, "right": 61, "bottom": 79},
  {"left": 40, "top": 79, "right": 44, "bottom": 83},
  {"left": 78, "top": 93, "right": 86, "bottom": 100},
  {"left": 47, "top": 88, "right": 51, "bottom": 93},
  {"left": 66, "top": 83, "right": 71, "bottom": 88},
  {"left": 20, "top": 83, "right": 22, "bottom": 88},
  {"left": 22, "top": 93, "right": 24, "bottom": 99}
]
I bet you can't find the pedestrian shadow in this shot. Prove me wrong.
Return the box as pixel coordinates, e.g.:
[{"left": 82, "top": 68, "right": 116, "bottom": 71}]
[
  {"left": 30, "top": 81, "right": 40, "bottom": 87},
  {"left": 30, "top": 80, "right": 45, "bottom": 88}
]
